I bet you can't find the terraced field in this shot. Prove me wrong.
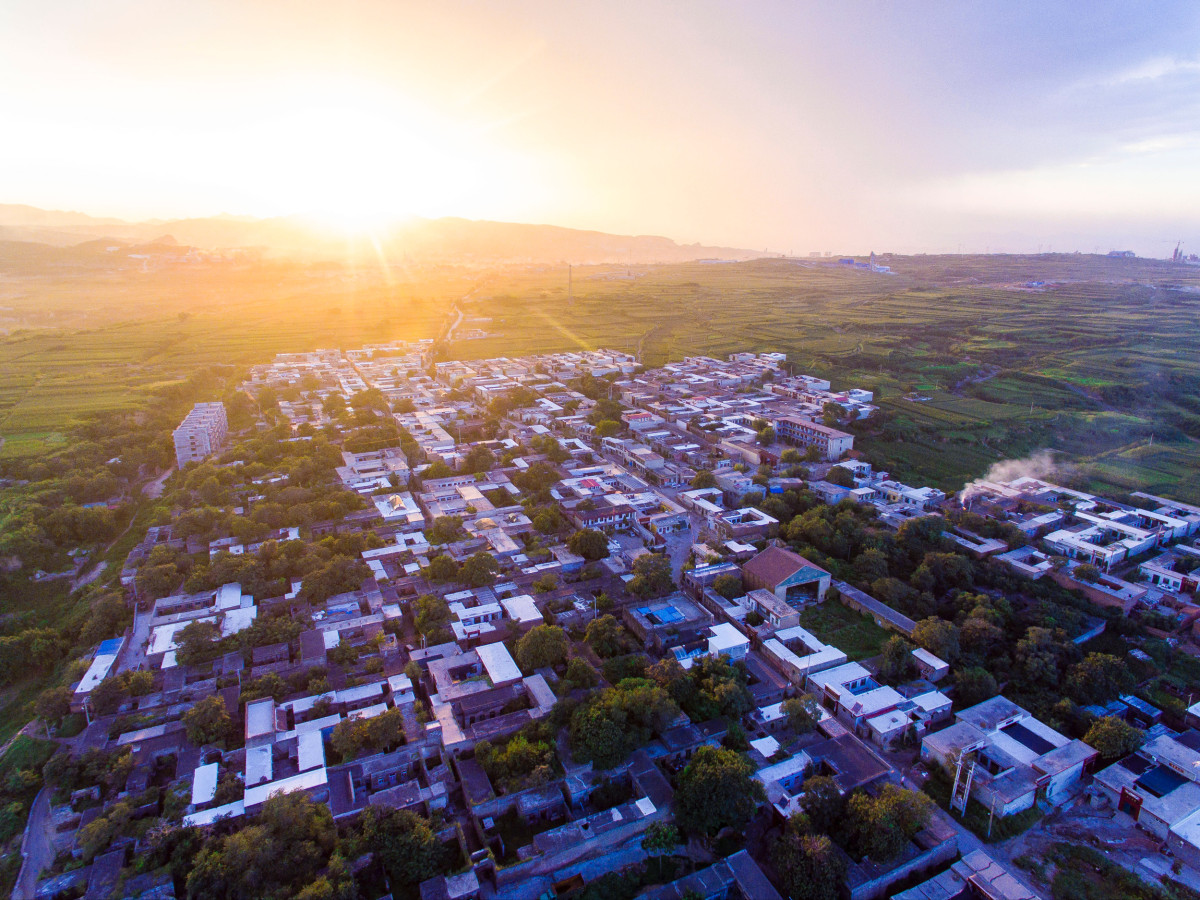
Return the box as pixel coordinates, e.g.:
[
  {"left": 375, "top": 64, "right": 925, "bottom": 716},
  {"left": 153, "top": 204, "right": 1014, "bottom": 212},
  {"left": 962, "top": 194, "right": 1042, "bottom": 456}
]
[{"left": 451, "top": 254, "right": 1200, "bottom": 502}]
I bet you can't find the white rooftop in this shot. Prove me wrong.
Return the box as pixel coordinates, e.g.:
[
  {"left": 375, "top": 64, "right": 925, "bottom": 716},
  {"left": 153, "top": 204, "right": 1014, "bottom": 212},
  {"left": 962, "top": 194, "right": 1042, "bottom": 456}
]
[
  {"left": 750, "top": 735, "right": 781, "bottom": 758},
  {"left": 243, "top": 767, "right": 328, "bottom": 809},
  {"left": 191, "top": 762, "right": 219, "bottom": 805},
  {"left": 245, "top": 698, "right": 277, "bottom": 741},
  {"left": 297, "top": 731, "right": 325, "bottom": 772},
  {"left": 183, "top": 800, "right": 244, "bottom": 828},
  {"left": 245, "top": 745, "right": 273, "bottom": 787},
  {"left": 500, "top": 594, "right": 542, "bottom": 624},
  {"left": 477, "top": 642, "right": 522, "bottom": 684}
]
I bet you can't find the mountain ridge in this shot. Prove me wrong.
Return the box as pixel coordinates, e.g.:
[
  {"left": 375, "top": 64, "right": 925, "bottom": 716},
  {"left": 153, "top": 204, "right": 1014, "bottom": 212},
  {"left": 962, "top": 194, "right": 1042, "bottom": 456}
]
[{"left": 0, "top": 204, "right": 760, "bottom": 265}]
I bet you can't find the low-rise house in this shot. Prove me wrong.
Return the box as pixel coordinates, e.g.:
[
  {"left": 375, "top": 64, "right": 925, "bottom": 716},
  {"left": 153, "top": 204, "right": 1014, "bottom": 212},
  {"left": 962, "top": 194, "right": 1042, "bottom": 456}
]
[
  {"left": 671, "top": 622, "right": 749, "bottom": 669},
  {"left": 921, "top": 696, "right": 1096, "bottom": 816},
  {"left": 742, "top": 545, "right": 831, "bottom": 605}
]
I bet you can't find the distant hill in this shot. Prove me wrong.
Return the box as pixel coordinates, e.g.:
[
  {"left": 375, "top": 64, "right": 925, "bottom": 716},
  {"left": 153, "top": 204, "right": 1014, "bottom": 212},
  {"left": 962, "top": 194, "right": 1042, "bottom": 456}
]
[{"left": 0, "top": 204, "right": 759, "bottom": 265}]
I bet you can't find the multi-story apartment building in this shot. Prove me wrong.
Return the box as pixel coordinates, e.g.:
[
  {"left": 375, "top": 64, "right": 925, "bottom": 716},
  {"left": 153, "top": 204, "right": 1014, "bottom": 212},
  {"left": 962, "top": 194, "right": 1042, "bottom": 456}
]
[
  {"left": 173, "top": 402, "right": 228, "bottom": 468},
  {"left": 774, "top": 416, "right": 853, "bottom": 460}
]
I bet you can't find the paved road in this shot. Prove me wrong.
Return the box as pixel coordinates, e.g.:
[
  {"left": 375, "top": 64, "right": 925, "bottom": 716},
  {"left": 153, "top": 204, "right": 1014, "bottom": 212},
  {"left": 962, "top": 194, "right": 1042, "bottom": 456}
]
[
  {"left": 13, "top": 786, "right": 53, "bottom": 899},
  {"left": 116, "top": 606, "right": 153, "bottom": 675}
]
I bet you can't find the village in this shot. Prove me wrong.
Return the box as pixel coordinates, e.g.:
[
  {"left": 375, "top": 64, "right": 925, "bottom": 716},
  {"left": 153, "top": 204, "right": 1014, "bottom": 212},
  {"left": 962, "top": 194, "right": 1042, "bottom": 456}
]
[{"left": 28, "top": 344, "right": 1200, "bottom": 900}]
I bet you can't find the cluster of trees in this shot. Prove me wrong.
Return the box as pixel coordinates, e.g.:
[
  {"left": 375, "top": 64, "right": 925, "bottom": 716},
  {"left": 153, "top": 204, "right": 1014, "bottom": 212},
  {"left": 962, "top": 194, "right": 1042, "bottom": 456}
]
[
  {"left": 647, "top": 656, "right": 752, "bottom": 723},
  {"left": 475, "top": 725, "right": 555, "bottom": 791},
  {"left": 424, "top": 551, "right": 498, "bottom": 588},
  {"left": 516, "top": 625, "right": 569, "bottom": 671},
  {"left": 769, "top": 776, "right": 934, "bottom": 899},
  {"left": 673, "top": 745, "right": 764, "bottom": 836},
  {"left": 330, "top": 708, "right": 405, "bottom": 761},
  {"left": 569, "top": 678, "right": 679, "bottom": 768},
  {"left": 628, "top": 553, "right": 674, "bottom": 599}
]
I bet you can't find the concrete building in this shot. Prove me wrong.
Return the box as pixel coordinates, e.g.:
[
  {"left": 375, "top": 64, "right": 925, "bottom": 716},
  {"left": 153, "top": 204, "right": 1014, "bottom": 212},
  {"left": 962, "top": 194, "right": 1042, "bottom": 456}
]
[
  {"left": 173, "top": 402, "right": 228, "bottom": 468},
  {"left": 742, "top": 545, "right": 831, "bottom": 605},
  {"left": 775, "top": 415, "right": 854, "bottom": 460},
  {"left": 921, "top": 696, "right": 1096, "bottom": 816}
]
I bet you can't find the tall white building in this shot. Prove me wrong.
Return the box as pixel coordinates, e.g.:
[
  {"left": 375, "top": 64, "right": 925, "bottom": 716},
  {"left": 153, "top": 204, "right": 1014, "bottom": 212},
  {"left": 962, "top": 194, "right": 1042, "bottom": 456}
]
[{"left": 173, "top": 402, "right": 228, "bottom": 468}]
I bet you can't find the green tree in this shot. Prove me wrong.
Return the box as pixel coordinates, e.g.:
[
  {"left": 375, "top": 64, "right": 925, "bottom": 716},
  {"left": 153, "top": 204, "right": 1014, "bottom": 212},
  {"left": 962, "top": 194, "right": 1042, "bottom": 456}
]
[
  {"left": 954, "top": 667, "right": 998, "bottom": 708},
  {"left": 878, "top": 636, "right": 917, "bottom": 684},
  {"left": 711, "top": 573, "right": 744, "bottom": 600},
  {"left": 845, "top": 785, "right": 932, "bottom": 862},
  {"left": 772, "top": 827, "right": 846, "bottom": 900},
  {"left": 425, "top": 554, "right": 459, "bottom": 583},
  {"left": 183, "top": 695, "right": 232, "bottom": 747},
  {"left": 641, "top": 822, "right": 680, "bottom": 879},
  {"left": 568, "top": 528, "right": 610, "bottom": 561},
  {"left": 690, "top": 469, "right": 716, "bottom": 489},
  {"left": 673, "top": 745, "right": 764, "bottom": 836},
  {"left": 459, "top": 551, "right": 499, "bottom": 587},
  {"left": 565, "top": 657, "right": 599, "bottom": 688},
  {"left": 414, "top": 594, "right": 452, "bottom": 642},
  {"left": 783, "top": 695, "right": 821, "bottom": 735},
  {"left": 585, "top": 615, "right": 625, "bottom": 658},
  {"left": 594, "top": 420, "right": 622, "bottom": 438},
  {"left": 825, "top": 466, "right": 856, "bottom": 488},
  {"left": 516, "top": 625, "right": 569, "bottom": 672},
  {"left": 463, "top": 445, "right": 495, "bottom": 474},
  {"left": 799, "top": 776, "right": 844, "bottom": 834},
  {"left": 1073, "top": 562, "right": 1102, "bottom": 583},
  {"left": 1084, "top": 716, "right": 1145, "bottom": 762},
  {"left": 36, "top": 687, "right": 73, "bottom": 726},
  {"left": 1067, "top": 653, "right": 1133, "bottom": 705},
  {"left": 88, "top": 675, "right": 128, "bottom": 716},
  {"left": 628, "top": 553, "right": 674, "bottom": 599},
  {"left": 912, "top": 617, "right": 960, "bottom": 662},
  {"left": 186, "top": 792, "right": 339, "bottom": 899},
  {"left": 425, "top": 515, "right": 465, "bottom": 545},
  {"left": 175, "top": 620, "right": 222, "bottom": 667}
]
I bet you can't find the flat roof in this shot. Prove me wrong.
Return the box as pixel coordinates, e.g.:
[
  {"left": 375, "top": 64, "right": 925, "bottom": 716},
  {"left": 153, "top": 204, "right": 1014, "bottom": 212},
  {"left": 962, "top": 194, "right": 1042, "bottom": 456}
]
[
  {"left": 75, "top": 652, "right": 119, "bottom": 695},
  {"left": 245, "top": 698, "right": 276, "bottom": 740},
  {"left": 245, "top": 745, "right": 273, "bottom": 787},
  {"left": 191, "top": 762, "right": 218, "bottom": 805},
  {"left": 297, "top": 731, "right": 325, "bottom": 772},
  {"left": 243, "top": 767, "right": 328, "bottom": 809},
  {"left": 500, "top": 593, "right": 542, "bottom": 623},
  {"left": 476, "top": 642, "right": 522, "bottom": 684},
  {"left": 183, "top": 800, "right": 244, "bottom": 828}
]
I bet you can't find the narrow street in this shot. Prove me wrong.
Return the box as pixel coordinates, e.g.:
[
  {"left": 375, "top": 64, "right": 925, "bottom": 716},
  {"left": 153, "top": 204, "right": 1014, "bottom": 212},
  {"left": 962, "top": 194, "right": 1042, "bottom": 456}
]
[{"left": 14, "top": 786, "right": 53, "bottom": 900}]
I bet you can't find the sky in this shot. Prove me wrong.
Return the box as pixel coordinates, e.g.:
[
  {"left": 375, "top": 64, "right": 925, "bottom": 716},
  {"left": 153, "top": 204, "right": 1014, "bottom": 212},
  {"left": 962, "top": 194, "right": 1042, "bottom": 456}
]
[{"left": 3, "top": 0, "right": 1200, "bottom": 255}]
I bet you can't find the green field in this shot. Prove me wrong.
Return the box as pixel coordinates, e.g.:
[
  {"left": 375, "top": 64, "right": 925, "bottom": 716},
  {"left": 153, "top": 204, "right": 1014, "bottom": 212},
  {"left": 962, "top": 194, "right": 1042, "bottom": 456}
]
[
  {"left": 447, "top": 255, "right": 1200, "bottom": 502},
  {"left": 3, "top": 251, "right": 1200, "bottom": 503}
]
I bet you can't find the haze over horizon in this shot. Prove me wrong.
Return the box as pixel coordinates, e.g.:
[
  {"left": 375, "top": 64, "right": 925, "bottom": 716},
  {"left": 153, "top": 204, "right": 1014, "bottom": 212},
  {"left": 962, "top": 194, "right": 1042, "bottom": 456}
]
[{"left": 5, "top": 0, "right": 1200, "bottom": 257}]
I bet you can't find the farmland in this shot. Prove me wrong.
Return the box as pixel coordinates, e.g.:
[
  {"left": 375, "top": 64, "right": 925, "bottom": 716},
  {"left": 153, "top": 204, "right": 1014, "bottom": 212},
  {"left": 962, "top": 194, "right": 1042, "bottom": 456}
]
[
  {"left": 2, "top": 249, "right": 1200, "bottom": 503},
  {"left": 449, "top": 254, "right": 1200, "bottom": 502}
]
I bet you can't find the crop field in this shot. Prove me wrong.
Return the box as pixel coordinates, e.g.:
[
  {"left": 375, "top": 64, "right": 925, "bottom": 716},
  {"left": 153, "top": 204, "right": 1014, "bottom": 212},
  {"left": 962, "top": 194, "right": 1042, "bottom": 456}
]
[
  {"left": 0, "top": 261, "right": 464, "bottom": 455},
  {"left": 3, "top": 251, "right": 1200, "bottom": 503},
  {"left": 451, "top": 254, "right": 1200, "bottom": 501}
]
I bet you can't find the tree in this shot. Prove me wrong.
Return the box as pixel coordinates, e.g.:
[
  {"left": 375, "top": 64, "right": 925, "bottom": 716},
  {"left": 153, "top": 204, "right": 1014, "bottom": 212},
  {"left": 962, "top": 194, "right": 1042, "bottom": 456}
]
[
  {"left": 673, "top": 745, "right": 764, "bottom": 836},
  {"left": 845, "top": 784, "right": 932, "bottom": 862},
  {"left": 783, "top": 695, "right": 821, "bottom": 735},
  {"left": 463, "top": 445, "right": 495, "bottom": 474},
  {"left": 424, "top": 554, "right": 459, "bottom": 584},
  {"left": 36, "top": 687, "right": 72, "bottom": 726},
  {"left": 878, "top": 636, "right": 917, "bottom": 683},
  {"left": 186, "top": 792, "right": 339, "bottom": 899},
  {"left": 424, "top": 515, "right": 465, "bottom": 545},
  {"left": 711, "top": 573, "right": 744, "bottom": 600},
  {"left": 459, "top": 552, "right": 499, "bottom": 587},
  {"left": 1073, "top": 562, "right": 1102, "bottom": 583},
  {"left": 532, "top": 573, "right": 559, "bottom": 593},
  {"left": 594, "top": 419, "right": 622, "bottom": 438},
  {"left": 628, "top": 553, "right": 674, "bottom": 599},
  {"left": 585, "top": 615, "right": 625, "bottom": 658},
  {"left": 568, "top": 528, "right": 610, "bottom": 561},
  {"left": 757, "top": 426, "right": 776, "bottom": 445},
  {"left": 414, "top": 594, "right": 451, "bottom": 642},
  {"left": 88, "top": 675, "right": 128, "bottom": 716},
  {"left": 516, "top": 625, "right": 569, "bottom": 672},
  {"left": 641, "top": 822, "right": 679, "bottom": 878},
  {"left": 690, "top": 469, "right": 716, "bottom": 489},
  {"left": 565, "top": 657, "right": 599, "bottom": 688},
  {"left": 825, "top": 466, "right": 855, "bottom": 488},
  {"left": 912, "top": 617, "right": 960, "bottom": 662},
  {"left": 183, "top": 695, "right": 232, "bottom": 747},
  {"left": 954, "top": 667, "right": 998, "bottom": 708},
  {"left": 1084, "top": 716, "right": 1144, "bottom": 761},
  {"left": 569, "top": 679, "right": 678, "bottom": 768},
  {"left": 799, "top": 776, "right": 844, "bottom": 834},
  {"left": 1067, "top": 653, "right": 1133, "bottom": 705},
  {"left": 772, "top": 828, "right": 846, "bottom": 900}
]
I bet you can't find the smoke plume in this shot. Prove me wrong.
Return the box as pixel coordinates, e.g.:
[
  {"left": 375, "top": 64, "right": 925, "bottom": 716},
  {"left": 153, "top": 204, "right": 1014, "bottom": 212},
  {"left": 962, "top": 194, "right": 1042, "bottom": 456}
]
[{"left": 960, "top": 450, "right": 1060, "bottom": 503}]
